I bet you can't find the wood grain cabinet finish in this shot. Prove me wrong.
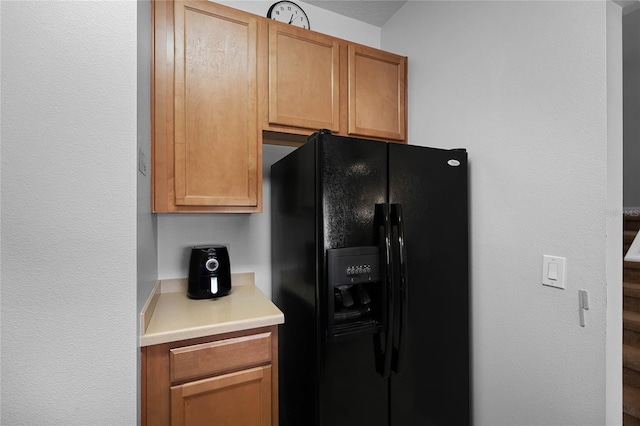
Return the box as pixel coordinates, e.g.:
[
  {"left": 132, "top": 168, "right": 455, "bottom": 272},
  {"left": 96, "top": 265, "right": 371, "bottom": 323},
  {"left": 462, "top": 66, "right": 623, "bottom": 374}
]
[
  {"left": 152, "top": 0, "right": 408, "bottom": 213},
  {"left": 171, "top": 366, "right": 272, "bottom": 426},
  {"left": 142, "top": 326, "right": 278, "bottom": 426},
  {"left": 266, "top": 22, "right": 340, "bottom": 133},
  {"left": 153, "top": 0, "right": 263, "bottom": 212},
  {"left": 263, "top": 21, "right": 407, "bottom": 142},
  {"left": 347, "top": 44, "right": 407, "bottom": 141}
]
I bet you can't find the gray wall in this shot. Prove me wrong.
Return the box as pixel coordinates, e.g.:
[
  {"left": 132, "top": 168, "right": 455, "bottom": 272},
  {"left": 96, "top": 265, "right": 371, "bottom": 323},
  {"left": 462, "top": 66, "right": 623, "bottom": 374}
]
[{"left": 1, "top": 1, "right": 138, "bottom": 423}]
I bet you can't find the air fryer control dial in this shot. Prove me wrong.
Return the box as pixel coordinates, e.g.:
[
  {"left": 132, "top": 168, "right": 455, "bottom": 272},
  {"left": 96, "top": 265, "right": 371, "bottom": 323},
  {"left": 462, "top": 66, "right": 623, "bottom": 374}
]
[{"left": 205, "top": 257, "right": 220, "bottom": 272}]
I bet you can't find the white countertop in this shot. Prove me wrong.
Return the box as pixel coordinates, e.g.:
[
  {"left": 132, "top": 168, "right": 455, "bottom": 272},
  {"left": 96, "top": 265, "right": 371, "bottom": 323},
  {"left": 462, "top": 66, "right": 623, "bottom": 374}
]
[{"left": 140, "top": 273, "right": 284, "bottom": 347}]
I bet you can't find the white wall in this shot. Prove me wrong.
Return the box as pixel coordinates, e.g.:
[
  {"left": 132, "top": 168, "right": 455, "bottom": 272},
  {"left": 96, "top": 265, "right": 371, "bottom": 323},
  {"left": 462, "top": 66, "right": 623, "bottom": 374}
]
[
  {"left": 382, "top": 1, "right": 616, "bottom": 425},
  {"left": 624, "top": 8, "right": 640, "bottom": 209},
  {"left": 1, "top": 1, "right": 138, "bottom": 424},
  {"left": 218, "top": 0, "right": 381, "bottom": 46},
  {"left": 156, "top": 1, "right": 381, "bottom": 297}
]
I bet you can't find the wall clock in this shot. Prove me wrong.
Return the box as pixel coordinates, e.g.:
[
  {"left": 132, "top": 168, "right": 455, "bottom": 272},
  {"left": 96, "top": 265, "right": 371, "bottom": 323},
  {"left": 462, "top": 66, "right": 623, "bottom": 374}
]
[{"left": 267, "top": 1, "right": 310, "bottom": 29}]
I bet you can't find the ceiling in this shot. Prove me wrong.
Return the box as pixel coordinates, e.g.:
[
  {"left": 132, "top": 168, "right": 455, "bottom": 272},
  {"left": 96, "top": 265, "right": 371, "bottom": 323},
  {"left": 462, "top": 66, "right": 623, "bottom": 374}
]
[
  {"left": 617, "top": 0, "right": 640, "bottom": 14},
  {"left": 306, "top": 0, "right": 640, "bottom": 26},
  {"left": 304, "top": 0, "right": 408, "bottom": 27}
]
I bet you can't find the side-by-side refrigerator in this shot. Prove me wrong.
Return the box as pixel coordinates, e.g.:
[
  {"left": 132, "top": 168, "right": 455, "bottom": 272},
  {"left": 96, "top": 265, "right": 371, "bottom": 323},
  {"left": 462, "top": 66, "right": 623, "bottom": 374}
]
[{"left": 271, "top": 131, "right": 469, "bottom": 426}]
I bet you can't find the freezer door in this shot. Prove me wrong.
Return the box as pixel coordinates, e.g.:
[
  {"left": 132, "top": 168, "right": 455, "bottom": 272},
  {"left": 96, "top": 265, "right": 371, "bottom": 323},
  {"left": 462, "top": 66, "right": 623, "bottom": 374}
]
[
  {"left": 318, "top": 133, "right": 388, "bottom": 250},
  {"left": 388, "top": 143, "right": 470, "bottom": 426},
  {"left": 317, "top": 134, "right": 390, "bottom": 426}
]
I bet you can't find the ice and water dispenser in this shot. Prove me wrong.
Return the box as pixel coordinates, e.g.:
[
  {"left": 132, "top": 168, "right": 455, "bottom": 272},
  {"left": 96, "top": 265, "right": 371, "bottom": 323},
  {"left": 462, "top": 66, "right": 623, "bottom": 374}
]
[{"left": 326, "top": 246, "right": 383, "bottom": 338}]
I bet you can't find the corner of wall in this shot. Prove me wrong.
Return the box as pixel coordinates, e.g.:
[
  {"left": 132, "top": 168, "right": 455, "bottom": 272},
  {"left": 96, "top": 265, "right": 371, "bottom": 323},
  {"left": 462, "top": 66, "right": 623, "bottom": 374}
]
[{"left": 606, "top": 2, "right": 624, "bottom": 425}]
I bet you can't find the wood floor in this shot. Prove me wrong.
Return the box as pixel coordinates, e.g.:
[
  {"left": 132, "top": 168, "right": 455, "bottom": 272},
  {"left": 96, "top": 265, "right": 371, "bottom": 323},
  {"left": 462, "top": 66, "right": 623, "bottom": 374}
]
[{"left": 623, "top": 213, "right": 640, "bottom": 426}]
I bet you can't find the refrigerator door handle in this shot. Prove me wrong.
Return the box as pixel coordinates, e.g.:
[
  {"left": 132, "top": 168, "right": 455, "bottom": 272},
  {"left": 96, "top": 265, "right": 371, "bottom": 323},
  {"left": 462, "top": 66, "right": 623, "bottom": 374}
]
[
  {"left": 391, "top": 203, "right": 408, "bottom": 374},
  {"left": 374, "top": 203, "right": 394, "bottom": 379}
]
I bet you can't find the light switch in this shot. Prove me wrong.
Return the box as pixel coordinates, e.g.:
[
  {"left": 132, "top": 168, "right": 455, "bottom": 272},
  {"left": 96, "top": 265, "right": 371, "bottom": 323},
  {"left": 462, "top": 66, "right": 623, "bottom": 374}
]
[
  {"left": 548, "top": 262, "right": 559, "bottom": 280},
  {"left": 542, "top": 255, "right": 566, "bottom": 289}
]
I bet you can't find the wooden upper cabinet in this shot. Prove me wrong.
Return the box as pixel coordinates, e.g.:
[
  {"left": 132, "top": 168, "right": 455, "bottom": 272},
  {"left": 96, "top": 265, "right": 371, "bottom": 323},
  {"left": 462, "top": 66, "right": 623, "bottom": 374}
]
[
  {"left": 263, "top": 24, "right": 407, "bottom": 143},
  {"left": 152, "top": 1, "right": 409, "bottom": 213},
  {"left": 153, "top": 0, "right": 263, "bottom": 212},
  {"left": 267, "top": 22, "right": 340, "bottom": 133},
  {"left": 347, "top": 44, "right": 407, "bottom": 142}
]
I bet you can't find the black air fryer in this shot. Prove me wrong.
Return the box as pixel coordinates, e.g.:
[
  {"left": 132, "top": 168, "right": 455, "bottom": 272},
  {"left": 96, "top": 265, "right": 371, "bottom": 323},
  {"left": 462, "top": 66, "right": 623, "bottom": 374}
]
[{"left": 188, "top": 245, "right": 232, "bottom": 299}]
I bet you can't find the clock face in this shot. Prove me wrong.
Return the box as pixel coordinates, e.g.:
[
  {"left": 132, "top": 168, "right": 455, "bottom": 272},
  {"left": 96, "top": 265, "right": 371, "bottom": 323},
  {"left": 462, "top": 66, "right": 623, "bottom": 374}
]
[{"left": 267, "top": 1, "right": 310, "bottom": 29}]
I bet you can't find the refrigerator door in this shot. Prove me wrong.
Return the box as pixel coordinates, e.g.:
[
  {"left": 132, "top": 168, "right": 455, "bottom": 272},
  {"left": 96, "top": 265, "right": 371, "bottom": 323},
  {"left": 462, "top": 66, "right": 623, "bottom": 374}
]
[
  {"left": 317, "top": 134, "right": 390, "bottom": 426},
  {"left": 388, "top": 143, "right": 470, "bottom": 425},
  {"left": 271, "top": 140, "right": 321, "bottom": 425}
]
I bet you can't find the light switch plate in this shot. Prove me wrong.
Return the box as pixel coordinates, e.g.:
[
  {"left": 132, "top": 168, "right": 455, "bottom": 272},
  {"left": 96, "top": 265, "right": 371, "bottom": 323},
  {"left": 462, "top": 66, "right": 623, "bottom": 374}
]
[{"left": 542, "top": 255, "right": 566, "bottom": 289}]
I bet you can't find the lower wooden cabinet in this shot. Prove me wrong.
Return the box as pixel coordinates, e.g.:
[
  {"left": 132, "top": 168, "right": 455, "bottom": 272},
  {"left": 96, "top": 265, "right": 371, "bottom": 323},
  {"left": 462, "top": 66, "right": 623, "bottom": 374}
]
[
  {"left": 171, "top": 366, "right": 272, "bottom": 426},
  {"left": 142, "top": 326, "right": 278, "bottom": 426}
]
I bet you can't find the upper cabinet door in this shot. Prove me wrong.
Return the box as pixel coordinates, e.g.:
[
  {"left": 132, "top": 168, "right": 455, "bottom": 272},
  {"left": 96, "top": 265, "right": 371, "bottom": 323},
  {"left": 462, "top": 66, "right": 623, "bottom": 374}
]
[
  {"left": 268, "top": 22, "right": 340, "bottom": 132},
  {"left": 348, "top": 44, "right": 407, "bottom": 141},
  {"left": 173, "top": 1, "right": 260, "bottom": 209}
]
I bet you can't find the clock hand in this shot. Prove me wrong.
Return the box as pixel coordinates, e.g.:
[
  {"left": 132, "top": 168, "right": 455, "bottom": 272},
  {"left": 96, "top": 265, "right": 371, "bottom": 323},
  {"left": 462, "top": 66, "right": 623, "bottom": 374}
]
[{"left": 288, "top": 14, "right": 293, "bottom": 24}]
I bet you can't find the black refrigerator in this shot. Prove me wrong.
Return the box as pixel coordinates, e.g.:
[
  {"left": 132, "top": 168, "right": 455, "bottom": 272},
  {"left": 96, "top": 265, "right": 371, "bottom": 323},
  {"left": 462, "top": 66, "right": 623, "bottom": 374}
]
[{"left": 271, "top": 131, "right": 469, "bottom": 426}]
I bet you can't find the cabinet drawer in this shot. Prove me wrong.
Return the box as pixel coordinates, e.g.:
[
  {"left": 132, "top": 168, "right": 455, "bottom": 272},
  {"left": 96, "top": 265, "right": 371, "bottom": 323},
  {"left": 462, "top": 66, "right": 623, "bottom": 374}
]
[{"left": 170, "top": 332, "right": 272, "bottom": 383}]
